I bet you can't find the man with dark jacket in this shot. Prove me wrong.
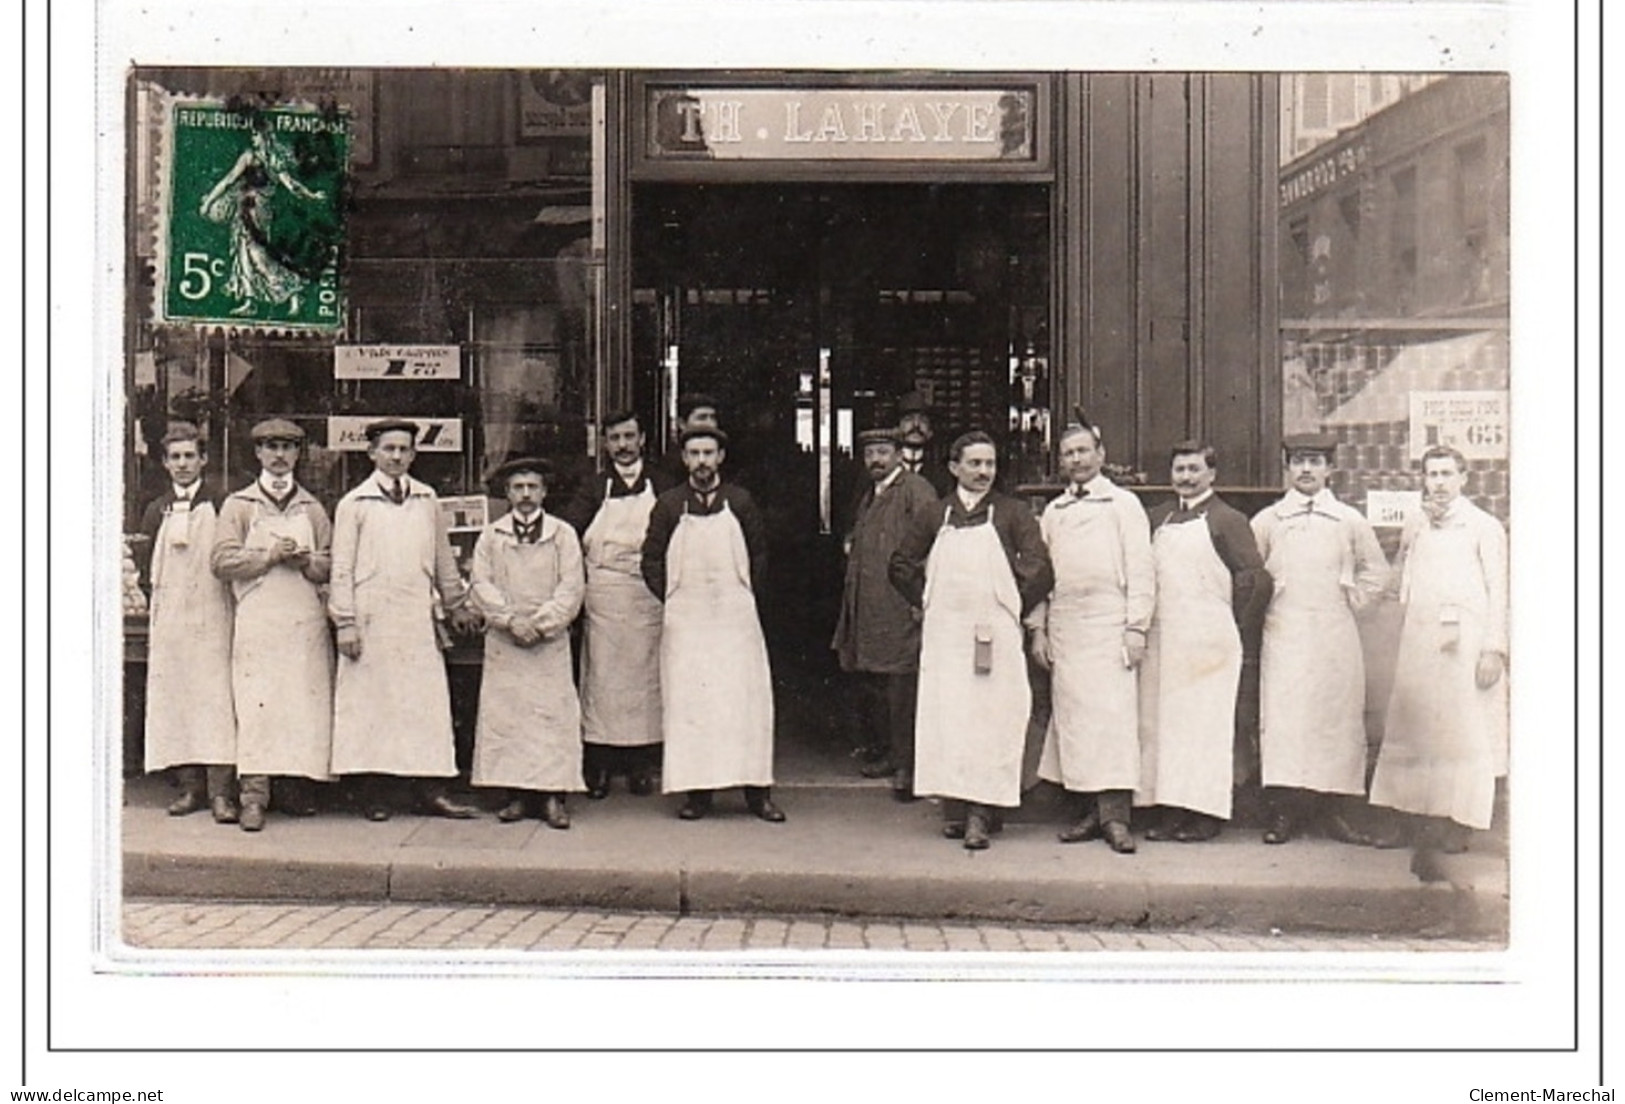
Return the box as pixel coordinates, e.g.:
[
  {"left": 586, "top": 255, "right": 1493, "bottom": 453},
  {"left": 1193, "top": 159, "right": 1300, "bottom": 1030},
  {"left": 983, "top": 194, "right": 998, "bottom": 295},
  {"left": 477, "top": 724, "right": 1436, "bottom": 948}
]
[
  {"left": 889, "top": 431, "right": 1053, "bottom": 850},
  {"left": 831, "top": 426, "right": 941, "bottom": 800},
  {"left": 560, "top": 410, "right": 679, "bottom": 798},
  {"left": 1136, "top": 441, "right": 1272, "bottom": 842}
]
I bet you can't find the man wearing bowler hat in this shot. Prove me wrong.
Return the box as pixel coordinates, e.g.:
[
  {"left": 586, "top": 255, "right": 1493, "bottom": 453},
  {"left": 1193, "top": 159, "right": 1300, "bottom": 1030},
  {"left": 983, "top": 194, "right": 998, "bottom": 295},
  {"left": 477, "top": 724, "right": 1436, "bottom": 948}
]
[
  {"left": 1250, "top": 433, "right": 1390, "bottom": 846},
  {"left": 831, "top": 425, "right": 940, "bottom": 800},
  {"left": 328, "top": 418, "right": 483, "bottom": 821},
  {"left": 895, "top": 390, "right": 954, "bottom": 497},
  {"left": 210, "top": 418, "right": 335, "bottom": 831},
  {"left": 640, "top": 426, "right": 784, "bottom": 823},
  {"left": 470, "top": 457, "right": 585, "bottom": 829}
]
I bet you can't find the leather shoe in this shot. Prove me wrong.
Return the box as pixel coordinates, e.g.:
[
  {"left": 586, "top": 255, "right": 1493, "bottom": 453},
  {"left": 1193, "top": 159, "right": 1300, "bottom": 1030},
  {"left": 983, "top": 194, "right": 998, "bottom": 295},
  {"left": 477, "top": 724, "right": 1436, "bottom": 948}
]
[
  {"left": 859, "top": 758, "right": 897, "bottom": 780},
  {"left": 364, "top": 804, "right": 391, "bottom": 822},
  {"left": 210, "top": 795, "right": 239, "bottom": 824},
  {"left": 1323, "top": 812, "right": 1378, "bottom": 847},
  {"left": 239, "top": 803, "right": 266, "bottom": 832},
  {"left": 585, "top": 769, "right": 611, "bottom": 800},
  {"left": 543, "top": 795, "right": 571, "bottom": 830},
  {"left": 426, "top": 795, "right": 479, "bottom": 819},
  {"left": 890, "top": 772, "right": 917, "bottom": 803},
  {"left": 1262, "top": 812, "right": 1296, "bottom": 845},
  {"left": 1173, "top": 814, "right": 1221, "bottom": 842},
  {"left": 1103, "top": 820, "right": 1136, "bottom": 853},
  {"left": 627, "top": 771, "right": 657, "bottom": 797},
  {"left": 942, "top": 820, "right": 966, "bottom": 840},
  {"left": 1410, "top": 846, "right": 1449, "bottom": 883},
  {"left": 748, "top": 795, "right": 786, "bottom": 823},
  {"left": 497, "top": 798, "right": 529, "bottom": 823},
  {"left": 678, "top": 792, "right": 711, "bottom": 820},
  {"left": 962, "top": 812, "right": 991, "bottom": 850},
  {"left": 1057, "top": 810, "right": 1101, "bottom": 844},
  {"left": 167, "top": 791, "right": 205, "bottom": 817},
  {"left": 1144, "top": 810, "right": 1185, "bottom": 842}
]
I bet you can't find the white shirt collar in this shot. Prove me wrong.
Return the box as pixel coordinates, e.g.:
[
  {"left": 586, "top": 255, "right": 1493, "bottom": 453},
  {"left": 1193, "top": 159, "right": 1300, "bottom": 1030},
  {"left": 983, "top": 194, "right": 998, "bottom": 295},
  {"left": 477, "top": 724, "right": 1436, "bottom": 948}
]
[
  {"left": 956, "top": 486, "right": 988, "bottom": 512},
  {"left": 1179, "top": 488, "right": 1215, "bottom": 512},
  {"left": 259, "top": 471, "right": 295, "bottom": 497},
  {"left": 613, "top": 459, "right": 644, "bottom": 482},
  {"left": 875, "top": 466, "right": 904, "bottom": 492},
  {"left": 172, "top": 482, "right": 199, "bottom": 501}
]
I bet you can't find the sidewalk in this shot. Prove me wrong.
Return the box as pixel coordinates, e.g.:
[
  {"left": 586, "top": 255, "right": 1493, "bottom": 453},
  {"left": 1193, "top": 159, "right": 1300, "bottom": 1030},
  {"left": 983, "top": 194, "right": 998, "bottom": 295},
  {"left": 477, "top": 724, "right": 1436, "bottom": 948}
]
[{"left": 121, "top": 774, "right": 1508, "bottom": 939}]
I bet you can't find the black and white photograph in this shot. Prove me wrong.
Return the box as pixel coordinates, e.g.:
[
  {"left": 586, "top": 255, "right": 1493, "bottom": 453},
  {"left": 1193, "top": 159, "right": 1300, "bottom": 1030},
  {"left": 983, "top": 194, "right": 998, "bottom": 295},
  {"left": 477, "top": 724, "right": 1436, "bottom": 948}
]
[{"left": 24, "top": 0, "right": 1600, "bottom": 1096}]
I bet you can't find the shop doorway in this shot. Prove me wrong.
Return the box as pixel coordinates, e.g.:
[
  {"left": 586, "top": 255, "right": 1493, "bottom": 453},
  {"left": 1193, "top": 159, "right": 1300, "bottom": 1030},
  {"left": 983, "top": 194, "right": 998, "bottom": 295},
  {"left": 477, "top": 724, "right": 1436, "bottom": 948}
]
[{"left": 631, "top": 182, "right": 1051, "bottom": 773}]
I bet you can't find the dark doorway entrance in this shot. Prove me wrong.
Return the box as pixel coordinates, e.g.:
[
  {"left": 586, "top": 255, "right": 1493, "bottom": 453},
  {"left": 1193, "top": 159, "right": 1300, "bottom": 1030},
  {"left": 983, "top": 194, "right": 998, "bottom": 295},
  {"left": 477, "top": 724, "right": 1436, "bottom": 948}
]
[{"left": 631, "top": 183, "right": 1051, "bottom": 774}]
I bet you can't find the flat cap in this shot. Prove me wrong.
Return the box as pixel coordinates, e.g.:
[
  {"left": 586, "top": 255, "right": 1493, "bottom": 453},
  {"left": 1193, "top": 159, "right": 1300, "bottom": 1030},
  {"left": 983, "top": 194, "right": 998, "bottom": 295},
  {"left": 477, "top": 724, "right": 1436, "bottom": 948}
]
[
  {"left": 486, "top": 455, "right": 554, "bottom": 492},
  {"left": 363, "top": 417, "right": 421, "bottom": 442},
  {"left": 250, "top": 417, "right": 305, "bottom": 443},
  {"left": 1281, "top": 433, "right": 1340, "bottom": 456},
  {"left": 856, "top": 426, "right": 901, "bottom": 447}
]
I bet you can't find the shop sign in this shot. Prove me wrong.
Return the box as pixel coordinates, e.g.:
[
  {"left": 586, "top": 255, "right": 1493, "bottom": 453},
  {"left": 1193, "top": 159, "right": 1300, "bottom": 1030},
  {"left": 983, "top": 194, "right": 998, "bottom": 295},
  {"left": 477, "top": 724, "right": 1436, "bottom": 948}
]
[
  {"left": 1407, "top": 390, "right": 1509, "bottom": 461},
  {"left": 1279, "top": 139, "right": 1368, "bottom": 207},
  {"left": 327, "top": 416, "right": 464, "bottom": 452},
  {"left": 1364, "top": 490, "right": 1422, "bottom": 528},
  {"left": 646, "top": 86, "right": 1034, "bottom": 162},
  {"left": 334, "top": 345, "right": 461, "bottom": 380},
  {"left": 158, "top": 99, "right": 349, "bottom": 331}
]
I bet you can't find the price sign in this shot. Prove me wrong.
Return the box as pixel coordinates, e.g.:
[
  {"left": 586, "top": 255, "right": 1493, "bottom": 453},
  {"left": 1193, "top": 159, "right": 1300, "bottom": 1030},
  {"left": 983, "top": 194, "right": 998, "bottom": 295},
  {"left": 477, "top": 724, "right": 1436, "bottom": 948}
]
[
  {"left": 334, "top": 345, "right": 461, "bottom": 380},
  {"left": 327, "top": 416, "right": 464, "bottom": 452},
  {"left": 1364, "top": 490, "right": 1421, "bottom": 528},
  {"left": 1407, "top": 391, "right": 1509, "bottom": 461}
]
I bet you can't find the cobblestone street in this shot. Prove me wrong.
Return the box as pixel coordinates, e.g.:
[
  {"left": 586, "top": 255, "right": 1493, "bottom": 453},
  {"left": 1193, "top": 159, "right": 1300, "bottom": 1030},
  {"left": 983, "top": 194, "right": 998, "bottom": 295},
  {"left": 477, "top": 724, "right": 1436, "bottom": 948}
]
[{"left": 121, "top": 899, "right": 1498, "bottom": 954}]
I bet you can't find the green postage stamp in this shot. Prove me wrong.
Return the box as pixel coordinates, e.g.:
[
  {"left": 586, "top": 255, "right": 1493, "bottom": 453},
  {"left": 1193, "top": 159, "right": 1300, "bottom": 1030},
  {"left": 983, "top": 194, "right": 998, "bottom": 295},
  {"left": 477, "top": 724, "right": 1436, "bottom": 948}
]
[{"left": 158, "top": 100, "right": 349, "bottom": 330}]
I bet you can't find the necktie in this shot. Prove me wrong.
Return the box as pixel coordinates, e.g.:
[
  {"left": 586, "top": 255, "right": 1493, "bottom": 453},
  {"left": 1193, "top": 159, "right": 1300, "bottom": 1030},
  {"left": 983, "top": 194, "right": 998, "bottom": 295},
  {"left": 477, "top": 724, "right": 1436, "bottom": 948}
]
[
  {"left": 514, "top": 516, "right": 540, "bottom": 544},
  {"left": 387, "top": 478, "right": 405, "bottom": 505}
]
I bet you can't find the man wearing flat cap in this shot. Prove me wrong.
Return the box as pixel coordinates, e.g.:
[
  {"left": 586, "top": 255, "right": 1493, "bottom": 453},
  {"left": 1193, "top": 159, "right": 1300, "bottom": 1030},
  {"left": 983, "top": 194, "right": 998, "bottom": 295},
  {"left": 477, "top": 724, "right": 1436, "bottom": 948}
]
[
  {"left": 328, "top": 418, "right": 483, "bottom": 821},
  {"left": 210, "top": 418, "right": 335, "bottom": 831},
  {"left": 1250, "top": 434, "right": 1391, "bottom": 846},
  {"left": 470, "top": 457, "right": 585, "bottom": 829},
  {"left": 1027, "top": 420, "right": 1155, "bottom": 854},
  {"left": 640, "top": 426, "right": 783, "bottom": 823},
  {"left": 561, "top": 409, "right": 678, "bottom": 799},
  {"left": 831, "top": 425, "right": 939, "bottom": 800}
]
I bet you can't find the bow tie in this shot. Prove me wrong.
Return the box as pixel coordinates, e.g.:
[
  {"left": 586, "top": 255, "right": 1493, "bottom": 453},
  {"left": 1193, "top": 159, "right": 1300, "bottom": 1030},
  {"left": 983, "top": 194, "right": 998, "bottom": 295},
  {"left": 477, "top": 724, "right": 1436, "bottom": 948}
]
[{"left": 513, "top": 515, "right": 542, "bottom": 543}]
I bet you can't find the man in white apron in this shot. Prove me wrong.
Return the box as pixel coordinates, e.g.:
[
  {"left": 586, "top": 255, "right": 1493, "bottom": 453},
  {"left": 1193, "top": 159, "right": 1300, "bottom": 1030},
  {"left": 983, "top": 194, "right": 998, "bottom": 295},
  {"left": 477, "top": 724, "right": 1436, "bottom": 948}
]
[
  {"left": 471, "top": 458, "right": 585, "bottom": 829},
  {"left": 1369, "top": 445, "right": 1508, "bottom": 880},
  {"left": 640, "top": 427, "right": 783, "bottom": 823},
  {"left": 329, "top": 419, "right": 484, "bottom": 821},
  {"left": 1250, "top": 434, "right": 1390, "bottom": 846},
  {"left": 889, "top": 431, "right": 1053, "bottom": 850},
  {"left": 1137, "top": 441, "right": 1272, "bottom": 843},
  {"left": 561, "top": 410, "right": 676, "bottom": 799},
  {"left": 137, "top": 423, "right": 238, "bottom": 824},
  {"left": 832, "top": 426, "right": 941, "bottom": 800},
  {"left": 1028, "top": 421, "right": 1154, "bottom": 854},
  {"left": 210, "top": 418, "right": 335, "bottom": 832}
]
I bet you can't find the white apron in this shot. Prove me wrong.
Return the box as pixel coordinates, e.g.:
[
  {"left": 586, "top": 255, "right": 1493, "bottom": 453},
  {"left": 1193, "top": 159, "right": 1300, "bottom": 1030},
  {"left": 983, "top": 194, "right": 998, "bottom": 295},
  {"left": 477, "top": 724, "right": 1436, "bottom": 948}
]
[
  {"left": 231, "top": 510, "right": 334, "bottom": 779},
  {"left": 1369, "top": 522, "right": 1507, "bottom": 829},
  {"left": 914, "top": 508, "right": 1029, "bottom": 808},
  {"left": 580, "top": 480, "right": 664, "bottom": 748},
  {"left": 1136, "top": 514, "right": 1241, "bottom": 819},
  {"left": 144, "top": 500, "right": 237, "bottom": 770},
  {"left": 1037, "top": 501, "right": 1140, "bottom": 793},
  {"left": 1258, "top": 508, "right": 1366, "bottom": 794},
  {"left": 659, "top": 503, "right": 775, "bottom": 791},
  {"left": 472, "top": 529, "right": 584, "bottom": 792},
  {"left": 330, "top": 496, "right": 456, "bottom": 777}
]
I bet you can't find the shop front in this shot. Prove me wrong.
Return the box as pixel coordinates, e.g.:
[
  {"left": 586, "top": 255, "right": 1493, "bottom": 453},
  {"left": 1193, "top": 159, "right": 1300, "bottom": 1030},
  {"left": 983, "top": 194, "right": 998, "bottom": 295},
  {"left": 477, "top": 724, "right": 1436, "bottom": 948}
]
[{"left": 123, "top": 68, "right": 1282, "bottom": 776}]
